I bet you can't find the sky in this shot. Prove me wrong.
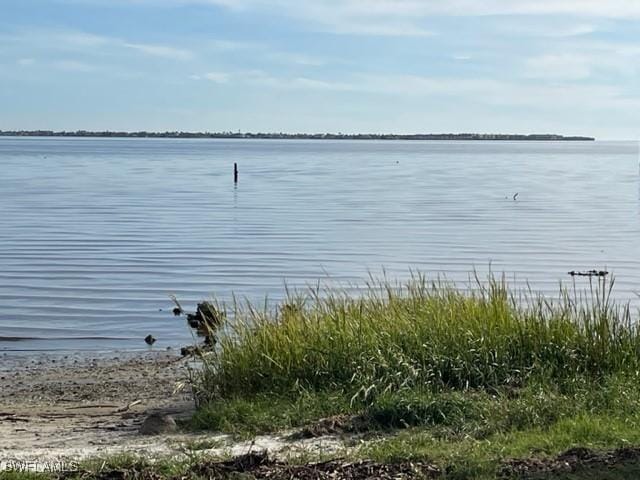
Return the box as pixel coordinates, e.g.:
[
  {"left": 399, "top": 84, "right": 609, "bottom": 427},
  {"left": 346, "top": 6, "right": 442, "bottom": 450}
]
[{"left": 0, "top": 0, "right": 639, "bottom": 139}]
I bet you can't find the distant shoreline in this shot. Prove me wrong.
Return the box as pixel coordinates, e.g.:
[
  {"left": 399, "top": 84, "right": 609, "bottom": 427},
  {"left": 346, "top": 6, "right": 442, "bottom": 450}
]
[{"left": 0, "top": 131, "right": 596, "bottom": 141}]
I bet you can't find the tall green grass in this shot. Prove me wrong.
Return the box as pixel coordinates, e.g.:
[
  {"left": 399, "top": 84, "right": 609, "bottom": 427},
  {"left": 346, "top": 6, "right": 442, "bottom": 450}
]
[
  {"left": 193, "top": 274, "right": 638, "bottom": 405},
  {"left": 184, "top": 276, "right": 640, "bottom": 476}
]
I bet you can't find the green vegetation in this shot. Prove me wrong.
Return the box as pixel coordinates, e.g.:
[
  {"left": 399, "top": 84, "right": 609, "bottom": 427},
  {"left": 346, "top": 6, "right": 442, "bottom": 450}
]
[
  {"left": 0, "top": 474, "right": 47, "bottom": 480},
  {"left": 194, "top": 274, "right": 638, "bottom": 401},
  {"left": 187, "top": 274, "right": 640, "bottom": 477},
  {"left": 4, "top": 275, "right": 640, "bottom": 479},
  {"left": 363, "top": 408, "right": 640, "bottom": 477}
]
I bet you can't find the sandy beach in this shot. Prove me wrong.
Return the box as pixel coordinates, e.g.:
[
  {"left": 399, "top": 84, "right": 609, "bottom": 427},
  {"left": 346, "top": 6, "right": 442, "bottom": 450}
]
[
  {"left": 0, "top": 352, "right": 194, "bottom": 461},
  {"left": 0, "top": 352, "right": 344, "bottom": 467}
]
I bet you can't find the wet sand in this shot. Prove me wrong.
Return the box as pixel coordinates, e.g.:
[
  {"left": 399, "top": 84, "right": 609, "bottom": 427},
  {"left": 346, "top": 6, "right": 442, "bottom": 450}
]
[
  {"left": 0, "top": 352, "right": 344, "bottom": 465},
  {"left": 0, "top": 352, "right": 195, "bottom": 461}
]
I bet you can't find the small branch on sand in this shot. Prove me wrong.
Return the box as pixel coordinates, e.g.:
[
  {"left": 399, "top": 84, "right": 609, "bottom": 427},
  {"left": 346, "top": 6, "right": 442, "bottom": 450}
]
[
  {"left": 115, "top": 400, "right": 142, "bottom": 413},
  {"left": 65, "top": 404, "right": 119, "bottom": 410},
  {"left": 0, "top": 414, "right": 29, "bottom": 423}
]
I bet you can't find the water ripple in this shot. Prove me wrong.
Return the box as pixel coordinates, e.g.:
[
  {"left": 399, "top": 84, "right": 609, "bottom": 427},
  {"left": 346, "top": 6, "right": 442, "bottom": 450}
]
[{"left": 1, "top": 138, "right": 638, "bottom": 352}]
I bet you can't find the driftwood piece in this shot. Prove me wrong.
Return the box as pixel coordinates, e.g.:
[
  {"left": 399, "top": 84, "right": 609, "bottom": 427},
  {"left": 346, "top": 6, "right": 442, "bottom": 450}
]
[{"left": 170, "top": 296, "right": 225, "bottom": 357}]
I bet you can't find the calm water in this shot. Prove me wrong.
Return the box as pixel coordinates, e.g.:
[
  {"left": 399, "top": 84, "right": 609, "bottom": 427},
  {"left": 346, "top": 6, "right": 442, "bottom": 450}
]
[{"left": 0, "top": 138, "right": 638, "bottom": 352}]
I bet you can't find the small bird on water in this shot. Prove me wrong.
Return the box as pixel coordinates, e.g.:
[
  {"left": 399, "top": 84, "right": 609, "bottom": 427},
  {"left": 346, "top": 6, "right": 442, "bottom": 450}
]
[{"left": 144, "top": 334, "right": 156, "bottom": 346}]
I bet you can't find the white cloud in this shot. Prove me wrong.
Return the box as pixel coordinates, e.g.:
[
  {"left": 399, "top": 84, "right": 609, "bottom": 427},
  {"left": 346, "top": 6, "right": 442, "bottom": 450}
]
[
  {"left": 539, "top": 24, "right": 598, "bottom": 37},
  {"left": 344, "top": 72, "right": 640, "bottom": 115},
  {"left": 4, "top": 28, "right": 194, "bottom": 61},
  {"left": 203, "top": 72, "right": 231, "bottom": 83},
  {"left": 276, "top": 1, "right": 436, "bottom": 36},
  {"left": 144, "top": 0, "right": 640, "bottom": 19},
  {"left": 70, "top": 0, "right": 640, "bottom": 38},
  {"left": 132, "top": 0, "right": 640, "bottom": 17},
  {"left": 53, "top": 60, "right": 97, "bottom": 72},
  {"left": 188, "top": 68, "right": 640, "bottom": 114},
  {"left": 209, "top": 39, "right": 262, "bottom": 51},
  {"left": 123, "top": 42, "right": 193, "bottom": 60},
  {"left": 522, "top": 41, "right": 640, "bottom": 81},
  {"left": 58, "top": 0, "right": 640, "bottom": 42},
  {"left": 206, "top": 39, "right": 330, "bottom": 67},
  {"left": 190, "top": 68, "right": 355, "bottom": 90},
  {"left": 208, "top": 39, "right": 328, "bottom": 65},
  {"left": 576, "top": 40, "right": 640, "bottom": 59},
  {"left": 524, "top": 54, "right": 593, "bottom": 80},
  {"left": 168, "top": 0, "right": 640, "bottom": 37},
  {"left": 101, "top": 0, "right": 435, "bottom": 36},
  {"left": 17, "top": 58, "right": 35, "bottom": 66},
  {"left": 59, "top": 31, "right": 112, "bottom": 47},
  {"left": 322, "top": 0, "right": 639, "bottom": 18},
  {"left": 289, "top": 76, "right": 353, "bottom": 90},
  {"left": 265, "top": 51, "right": 327, "bottom": 66},
  {"left": 497, "top": 21, "right": 599, "bottom": 38}
]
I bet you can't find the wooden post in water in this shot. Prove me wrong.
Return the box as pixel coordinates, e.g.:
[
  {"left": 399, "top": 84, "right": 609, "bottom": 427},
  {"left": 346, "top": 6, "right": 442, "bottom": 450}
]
[{"left": 234, "top": 163, "right": 238, "bottom": 184}]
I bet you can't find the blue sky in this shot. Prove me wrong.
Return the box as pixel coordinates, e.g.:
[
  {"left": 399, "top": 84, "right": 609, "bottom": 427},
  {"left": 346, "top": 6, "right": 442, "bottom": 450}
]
[{"left": 1, "top": 1, "right": 638, "bottom": 139}]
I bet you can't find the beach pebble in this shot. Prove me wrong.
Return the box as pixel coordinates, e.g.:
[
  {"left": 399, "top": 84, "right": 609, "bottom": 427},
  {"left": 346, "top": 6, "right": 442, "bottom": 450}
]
[{"left": 139, "top": 413, "right": 177, "bottom": 435}]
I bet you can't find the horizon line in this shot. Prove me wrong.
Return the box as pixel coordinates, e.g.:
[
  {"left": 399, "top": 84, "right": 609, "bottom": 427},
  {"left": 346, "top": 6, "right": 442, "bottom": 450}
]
[{"left": 0, "top": 130, "right": 597, "bottom": 141}]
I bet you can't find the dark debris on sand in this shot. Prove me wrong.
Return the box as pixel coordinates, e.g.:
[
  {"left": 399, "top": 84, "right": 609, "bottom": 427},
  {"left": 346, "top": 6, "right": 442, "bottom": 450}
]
[
  {"left": 64, "top": 452, "right": 441, "bottom": 480},
  {"left": 193, "top": 452, "right": 441, "bottom": 479},
  {"left": 500, "top": 447, "right": 640, "bottom": 478},
  {"left": 55, "top": 447, "right": 640, "bottom": 480},
  {"left": 296, "top": 414, "right": 359, "bottom": 438}
]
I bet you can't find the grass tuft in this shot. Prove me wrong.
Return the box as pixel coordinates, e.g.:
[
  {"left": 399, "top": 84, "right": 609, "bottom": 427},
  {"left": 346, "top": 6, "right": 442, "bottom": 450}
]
[
  {"left": 193, "top": 274, "right": 639, "bottom": 403},
  {"left": 184, "top": 274, "right": 640, "bottom": 477}
]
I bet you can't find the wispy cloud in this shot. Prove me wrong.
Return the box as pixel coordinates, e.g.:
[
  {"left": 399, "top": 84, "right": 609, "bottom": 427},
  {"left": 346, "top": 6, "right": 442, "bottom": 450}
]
[
  {"left": 123, "top": 0, "right": 640, "bottom": 18},
  {"left": 353, "top": 72, "right": 640, "bottom": 112},
  {"left": 228, "top": 0, "right": 640, "bottom": 18},
  {"left": 190, "top": 67, "right": 640, "bottom": 114},
  {"left": 191, "top": 68, "right": 354, "bottom": 90},
  {"left": 208, "top": 39, "right": 262, "bottom": 51},
  {"left": 58, "top": 31, "right": 112, "bottom": 47},
  {"left": 523, "top": 54, "right": 593, "bottom": 81},
  {"left": 123, "top": 42, "right": 194, "bottom": 60},
  {"left": 206, "top": 38, "right": 329, "bottom": 66},
  {"left": 53, "top": 59, "right": 97, "bottom": 72},
  {"left": 120, "top": 0, "right": 640, "bottom": 35},
  {"left": 66, "top": 0, "right": 640, "bottom": 38},
  {"left": 198, "top": 71, "right": 231, "bottom": 83},
  {"left": 522, "top": 40, "right": 640, "bottom": 81},
  {"left": 4, "top": 28, "right": 194, "bottom": 61},
  {"left": 495, "top": 20, "right": 600, "bottom": 38},
  {"left": 265, "top": 51, "right": 326, "bottom": 66}
]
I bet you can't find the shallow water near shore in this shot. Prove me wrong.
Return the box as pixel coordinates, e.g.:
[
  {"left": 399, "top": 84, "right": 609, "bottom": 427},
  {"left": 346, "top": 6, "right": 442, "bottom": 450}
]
[{"left": 0, "top": 138, "right": 638, "bottom": 353}]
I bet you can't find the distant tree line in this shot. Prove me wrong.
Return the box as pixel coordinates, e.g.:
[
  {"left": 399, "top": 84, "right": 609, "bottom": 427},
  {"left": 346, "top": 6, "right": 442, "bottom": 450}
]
[{"left": 0, "top": 130, "right": 595, "bottom": 141}]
